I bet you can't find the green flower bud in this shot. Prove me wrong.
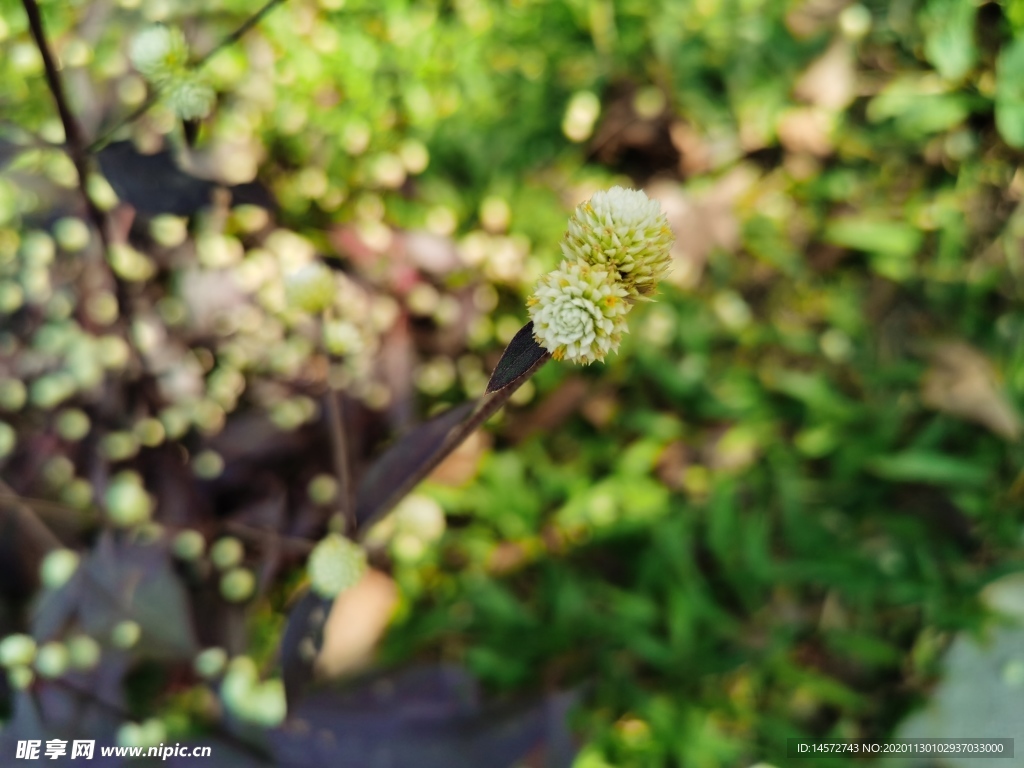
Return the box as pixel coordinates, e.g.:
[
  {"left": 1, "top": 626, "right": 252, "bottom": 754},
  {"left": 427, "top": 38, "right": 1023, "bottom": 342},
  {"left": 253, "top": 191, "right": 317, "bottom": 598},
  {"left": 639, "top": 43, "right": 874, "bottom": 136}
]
[{"left": 220, "top": 567, "right": 255, "bottom": 602}]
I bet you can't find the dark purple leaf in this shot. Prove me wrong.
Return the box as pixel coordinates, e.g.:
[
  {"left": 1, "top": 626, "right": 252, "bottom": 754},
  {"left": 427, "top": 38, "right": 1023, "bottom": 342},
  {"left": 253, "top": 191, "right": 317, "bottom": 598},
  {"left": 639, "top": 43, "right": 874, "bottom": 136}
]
[
  {"left": 486, "top": 322, "right": 547, "bottom": 393},
  {"left": 355, "top": 401, "right": 475, "bottom": 531},
  {"left": 269, "top": 665, "right": 578, "bottom": 768},
  {"left": 32, "top": 534, "right": 197, "bottom": 659},
  {"left": 279, "top": 589, "right": 333, "bottom": 708}
]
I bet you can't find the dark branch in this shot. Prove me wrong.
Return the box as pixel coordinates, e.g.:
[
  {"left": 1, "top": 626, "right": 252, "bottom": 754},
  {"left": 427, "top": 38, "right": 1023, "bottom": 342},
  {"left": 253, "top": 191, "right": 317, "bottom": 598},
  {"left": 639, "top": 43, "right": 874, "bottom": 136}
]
[{"left": 21, "top": 0, "right": 109, "bottom": 246}]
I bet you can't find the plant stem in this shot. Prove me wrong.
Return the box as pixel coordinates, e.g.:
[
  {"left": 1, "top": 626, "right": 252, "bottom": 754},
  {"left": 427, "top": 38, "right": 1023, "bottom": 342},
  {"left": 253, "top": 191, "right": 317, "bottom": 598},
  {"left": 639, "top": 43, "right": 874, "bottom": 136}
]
[
  {"left": 21, "top": 0, "right": 109, "bottom": 247},
  {"left": 324, "top": 387, "right": 355, "bottom": 533}
]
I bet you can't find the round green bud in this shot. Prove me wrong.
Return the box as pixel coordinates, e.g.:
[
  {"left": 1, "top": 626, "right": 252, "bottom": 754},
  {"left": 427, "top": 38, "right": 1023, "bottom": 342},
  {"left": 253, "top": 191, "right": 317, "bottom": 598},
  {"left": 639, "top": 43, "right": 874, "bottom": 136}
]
[
  {"left": 30, "top": 372, "right": 77, "bottom": 409},
  {"left": 21, "top": 230, "right": 55, "bottom": 266},
  {"left": 285, "top": 262, "right": 335, "bottom": 313},
  {"left": 42, "top": 455, "right": 75, "bottom": 487},
  {"left": 192, "top": 449, "right": 224, "bottom": 479},
  {"left": 0, "top": 633, "right": 37, "bottom": 667},
  {"left": 0, "top": 281, "right": 24, "bottom": 313},
  {"left": 101, "top": 431, "right": 139, "bottom": 461},
  {"left": 116, "top": 722, "right": 144, "bottom": 749},
  {"left": 67, "top": 634, "right": 101, "bottom": 671},
  {"left": 84, "top": 291, "right": 119, "bottom": 325},
  {"left": 242, "top": 679, "right": 287, "bottom": 727},
  {"left": 307, "top": 473, "right": 338, "bottom": 505},
  {"left": 221, "top": 655, "right": 258, "bottom": 712},
  {"left": 53, "top": 217, "right": 91, "bottom": 252},
  {"left": 105, "top": 472, "right": 152, "bottom": 527},
  {"left": 34, "top": 641, "right": 69, "bottom": 678},
  {"left": 39, "top": 548, "right": 80, "bottom": 589},
  {"left": 7, "top": 664, "right": 34, "bottom": 689},
  {"left": 0, "top": 378, "right": 26, "bottom": 410},
  {"left": 97, "top": 336, "right": 130, "bottom": 369},
  {"left": 209, "top": 537, "right": 244, "bottom": 570},
  {"left": 60, "top": 478, "right": 94, "bottom": 509},
  {"left": 133, "top": 417, "right": 166, "bottom": 447},
  {"left": 220, "top": 567, "right": 255, "bottom": 603},
  {"left": 56, "top": 408, "right": 91, "bottom": 441},
  {"left": 86, "top": 175, "right": 119, "bottom": 211},
  {"left": 171, "top": 529, "right": 205, "bottom": 561},
  {"left": 193, "top": 646, "right": 227, "bottom": 679},
  {"left": 110, "top": 619, "right": 141, "bottom": 649}
]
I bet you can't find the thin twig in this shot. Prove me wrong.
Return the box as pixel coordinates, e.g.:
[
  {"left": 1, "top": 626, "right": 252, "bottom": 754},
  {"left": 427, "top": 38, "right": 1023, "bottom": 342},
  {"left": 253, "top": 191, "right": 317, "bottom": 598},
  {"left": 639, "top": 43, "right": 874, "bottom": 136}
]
[
  {"left": 21, "top": 0, "right": 109, "bottom": 247},
  {"left": 194, "top": 0, "right": 288, "bottom": 67},
  {"left": 87, "top": 0, "right": 288, "bottom": 152},
  {"left": 324, "top": 385, "right": 354, "bottom": 533}
]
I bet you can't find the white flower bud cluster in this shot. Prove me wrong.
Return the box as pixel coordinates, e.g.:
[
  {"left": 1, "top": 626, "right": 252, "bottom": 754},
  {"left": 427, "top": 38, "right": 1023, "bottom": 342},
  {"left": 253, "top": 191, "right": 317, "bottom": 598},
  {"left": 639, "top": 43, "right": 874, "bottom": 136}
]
[
  {"left": 129, "top": 25, "right": 215, "bottom": 121},
  {"left": 528, "top": 187, "right": 674, "bottom": 364}
]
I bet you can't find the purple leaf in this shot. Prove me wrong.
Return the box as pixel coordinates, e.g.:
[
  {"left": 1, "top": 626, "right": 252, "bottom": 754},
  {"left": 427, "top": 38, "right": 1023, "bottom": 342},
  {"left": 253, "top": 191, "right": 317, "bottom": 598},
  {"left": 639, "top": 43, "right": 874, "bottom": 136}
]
[{"left": 486, "top": 322, "right": 547, "bottom": 393}]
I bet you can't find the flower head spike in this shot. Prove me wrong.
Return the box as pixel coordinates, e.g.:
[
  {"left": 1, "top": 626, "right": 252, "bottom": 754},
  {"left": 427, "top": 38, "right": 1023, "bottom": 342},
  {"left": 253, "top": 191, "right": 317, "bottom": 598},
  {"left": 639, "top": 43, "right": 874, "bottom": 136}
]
[
  {"left": 562, "top": 186, "right": 674, "bottom": 297},
  {"left": 528, "top": 260, "right": 630, "bottom": 364},
  {"left": 130, "top": 25, "right": 190, "bottom": 86}
]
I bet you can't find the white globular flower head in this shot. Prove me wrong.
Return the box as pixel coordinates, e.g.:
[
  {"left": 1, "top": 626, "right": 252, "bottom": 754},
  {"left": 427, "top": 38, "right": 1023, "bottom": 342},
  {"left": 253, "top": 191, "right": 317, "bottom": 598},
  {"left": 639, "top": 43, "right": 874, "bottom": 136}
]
[
  {"left": 561, "top": 186, "right": 675, "bottom": 297},
  {"left": 307, "top": 533, "right": 366, "bottom": 599},
  {"left": 528, "top": 260, "right": 630, "bottom": 364},
  {"left": 129, "top": 25, "right": 190, "bottom": 86},
  {"left": 165, "top": 72, "right": 216, "bottom": 121}
]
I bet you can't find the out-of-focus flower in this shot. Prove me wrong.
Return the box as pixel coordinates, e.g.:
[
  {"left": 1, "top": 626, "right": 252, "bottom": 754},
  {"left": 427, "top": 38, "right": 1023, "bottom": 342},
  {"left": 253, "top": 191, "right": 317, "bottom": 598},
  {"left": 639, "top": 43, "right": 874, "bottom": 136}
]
[
  {"left": 165, "top": 71, "right": 216, "bottom": 120},
  {"left": 307, "top": 534, "right": 366, "bottom": 598},
  {"left": 130, "top": 25, "right": 190, "bottom": 84}
]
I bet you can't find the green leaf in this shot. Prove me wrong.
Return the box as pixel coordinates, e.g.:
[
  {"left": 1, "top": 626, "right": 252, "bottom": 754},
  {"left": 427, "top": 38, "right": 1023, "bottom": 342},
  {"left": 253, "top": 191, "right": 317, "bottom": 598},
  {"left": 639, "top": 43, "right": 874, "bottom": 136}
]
[
  {"left": 921, "top": 0, "right": 978, "bottom": 81},
  {"left": 866, "top": 451, "right": 990, "bottom": 487},
  {"left": 823, "top": 217, "right": 923, "bottom": 258},
  {"left": 996, "top": 37, "right": 1024, "bottom": 149}
]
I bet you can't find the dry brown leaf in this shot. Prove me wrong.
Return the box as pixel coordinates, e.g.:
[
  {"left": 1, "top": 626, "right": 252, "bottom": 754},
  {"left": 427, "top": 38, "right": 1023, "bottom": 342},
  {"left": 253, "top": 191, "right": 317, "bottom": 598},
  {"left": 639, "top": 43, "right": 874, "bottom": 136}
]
[
  {"left": 429, "top": 428, "right": 491, "bottom": 486},
  {"left": 315, "top": 568, "right": 399, "bottom": 678},
  {"left": 777, "top": 107, "right": 834, "bottom": 156},
  {"left": 921, "top": 342, "right": 1021, "bottom": 440},
  {"left": 647, "top": 169, "right": 751, "bottom": 290},
  {"left": 795, "top": 38, "right": 856, "bottom": 111}
]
